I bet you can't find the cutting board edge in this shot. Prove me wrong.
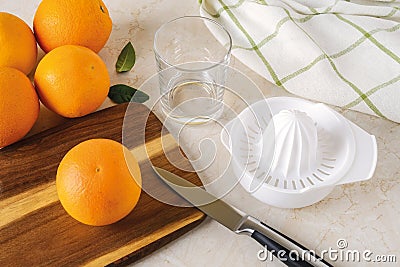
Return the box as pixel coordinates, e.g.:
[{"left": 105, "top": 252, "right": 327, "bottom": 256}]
[{"left": 107, "top": 212, "right": 206, "bottom": 266}]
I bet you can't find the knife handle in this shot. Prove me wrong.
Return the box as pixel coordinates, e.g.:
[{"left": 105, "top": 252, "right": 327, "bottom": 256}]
[
  {"left": 236, "top": 216, "right": 333, "bottom": 267},
  {"left": 252, "top": 230, "right": 312, "bottom": 267}
]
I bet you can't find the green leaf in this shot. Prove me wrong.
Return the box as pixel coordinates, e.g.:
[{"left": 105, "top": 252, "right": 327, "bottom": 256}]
[
  {"left": 115, "top": 42, "right": 136, "bottom": 73},
  {"left": 108, "top": 84, "right": 149, "bottom": 104}
]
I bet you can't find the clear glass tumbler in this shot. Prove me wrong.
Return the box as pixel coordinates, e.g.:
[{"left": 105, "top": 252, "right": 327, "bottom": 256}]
[{"left": 154, "top": 16, "right": 232, "bottom": 124}]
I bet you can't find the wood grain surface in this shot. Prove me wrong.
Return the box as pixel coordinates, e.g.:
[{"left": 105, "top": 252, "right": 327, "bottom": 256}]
[{"left": 0, "top": 103, "right": 206, "bottom": 266}]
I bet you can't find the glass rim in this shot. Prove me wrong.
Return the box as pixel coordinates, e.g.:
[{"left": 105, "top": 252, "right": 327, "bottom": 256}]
[{"left": 153, "top": 15, "right": 232, "bottom": 72}]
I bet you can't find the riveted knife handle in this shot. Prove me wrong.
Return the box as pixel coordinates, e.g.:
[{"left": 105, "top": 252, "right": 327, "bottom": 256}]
[
  {"left": 236, "top": 216, "right": 333, "bottom": 267},
  {"left": 252, "top": 230, "right": 314, "bottom": 267}
]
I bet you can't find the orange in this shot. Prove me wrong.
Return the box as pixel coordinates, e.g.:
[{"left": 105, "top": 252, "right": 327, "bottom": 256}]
[
  {"left": 0, "top": 12, "right": 37, "bottom": 74},
  {"left": 33, "top": 0, "right": 112, "bottom": 53},
  {"left": 0, "top": 67, "right": 39, "bottom": 148},
  {"left": 34, "top": 45, "right": 110, "bottom": 118},
  {"left": 56, "top": 139, "right": 142, "bottom": 226}
]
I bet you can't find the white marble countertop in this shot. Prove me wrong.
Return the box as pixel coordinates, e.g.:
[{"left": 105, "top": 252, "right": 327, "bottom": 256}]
[{"left": 3, "top": 1, "right": 399, "bottom": 266}]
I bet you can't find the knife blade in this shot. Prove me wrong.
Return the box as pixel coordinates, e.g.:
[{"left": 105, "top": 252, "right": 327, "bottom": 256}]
[{"left": 153, "top": 167, "right": 333, "bottom": 267}]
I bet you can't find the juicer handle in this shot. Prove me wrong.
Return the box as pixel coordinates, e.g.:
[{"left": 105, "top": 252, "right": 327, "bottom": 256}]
[{"left": 336, "top": 121, "right": 377, "bottom": 185}]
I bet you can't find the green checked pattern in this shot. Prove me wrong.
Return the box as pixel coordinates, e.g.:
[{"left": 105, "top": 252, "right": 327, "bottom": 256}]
[{"left": 200, "top": 0, "right": 400, "bottom": 123}]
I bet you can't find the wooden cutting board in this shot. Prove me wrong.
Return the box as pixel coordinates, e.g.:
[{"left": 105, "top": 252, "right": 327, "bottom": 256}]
[{"left": 0, "top": 103, "right": 206, "bottom": 266}]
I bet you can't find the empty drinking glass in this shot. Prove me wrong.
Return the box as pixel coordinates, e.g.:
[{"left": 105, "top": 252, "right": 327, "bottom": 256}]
[{"left": 154, "top": 16, "right": 232, "bottom": 124}]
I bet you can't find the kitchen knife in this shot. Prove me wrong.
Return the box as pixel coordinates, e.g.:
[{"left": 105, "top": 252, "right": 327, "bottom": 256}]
[{"left": 153, "top": 167, "right": 333, "bottom": 267}]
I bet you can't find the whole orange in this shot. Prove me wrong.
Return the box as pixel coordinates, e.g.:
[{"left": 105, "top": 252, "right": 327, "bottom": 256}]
[
  {"left": 0, "top": 67, "right": 39, "bottom": 148},
  {"left": 0, "top": 12, "right": 37, "bottom": 74},
  {"left": 34, "top": 45, "right": 110, "bottom": 118},
  {"left": 56, "top": 139, "right": 142, "bottom": 226},
  {"left": 33, "top": 0, "right": 112, "bottom": 53}
]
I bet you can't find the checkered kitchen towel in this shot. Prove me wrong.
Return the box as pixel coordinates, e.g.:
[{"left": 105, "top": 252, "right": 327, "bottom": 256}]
[{"left": 200, "top": 0, "right": 400, "bottom": 123}]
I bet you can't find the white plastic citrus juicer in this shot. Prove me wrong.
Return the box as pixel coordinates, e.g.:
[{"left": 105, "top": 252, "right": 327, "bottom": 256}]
[{"left": 221, "top": 97, "right": 377, "bottom": 208}]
